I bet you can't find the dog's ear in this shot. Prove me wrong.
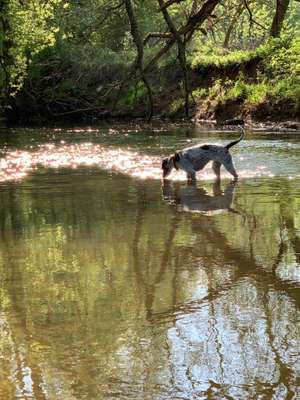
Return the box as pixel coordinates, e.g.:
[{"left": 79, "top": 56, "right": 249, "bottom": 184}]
[{"left": 174, "top": 152, "right": 180, "bottom": 162}]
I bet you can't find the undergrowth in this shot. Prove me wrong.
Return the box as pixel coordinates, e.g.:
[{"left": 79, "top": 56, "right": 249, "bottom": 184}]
[{"left": 191, "top": 38, "right": 300, "bottom": 115}]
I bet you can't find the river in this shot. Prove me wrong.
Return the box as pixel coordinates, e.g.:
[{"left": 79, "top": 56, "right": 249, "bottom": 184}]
[{"left": 0, "top": 124, "right": 299, "bottom": 399}]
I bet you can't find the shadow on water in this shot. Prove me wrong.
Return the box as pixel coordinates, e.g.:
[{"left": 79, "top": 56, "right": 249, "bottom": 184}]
[{"left": 0, "top": 126, "right": 299, "bottom": 399}]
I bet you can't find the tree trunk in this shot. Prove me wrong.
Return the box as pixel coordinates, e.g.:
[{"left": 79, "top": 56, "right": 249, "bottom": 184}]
[
  {"left": 158, "top": 0, "right": 189, "bottom": 117},
  {"left": 124, "top": 0, "right": 153, "bottom": 121},
  {"left": 0, "top": 0, "right": 11, "bottom": 119},
  {"left": 223, "top": 2, "right": 244, "bottom": 49},
  {"left": 270, "top": 0, "right": 290, "bottom": 38}
]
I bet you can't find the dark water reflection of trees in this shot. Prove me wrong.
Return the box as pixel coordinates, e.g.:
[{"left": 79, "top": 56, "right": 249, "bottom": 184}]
[{"left": 0, "top": 171, "right": 299, "bottom": 399}]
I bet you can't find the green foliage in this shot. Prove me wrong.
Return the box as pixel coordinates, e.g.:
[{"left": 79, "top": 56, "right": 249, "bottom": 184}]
[
  {"left": 191, "top": 47, "right": 257, "bottom": 68},
  {"left": 194, "top": 37, "right": 300, "bottom": 113},
  {"left": 3, "top": 0, "right": 61, "bottom": 95},
  {"left": 1, "top": 0, "right": 299, "bottom": 119},
  {"left": 222, "top": 81, "right": 268, "bottom": 104},
  {"left": 169, "top": 98, "right": 185, "bottom": 115},
  {"left": 118, "top": 81, "right": 147, "bottom": 108},
  {"left": 192, "top": 0, "right": 300, "bottom": 53},
  {"left": 262, "top": 37, "right": 300, "bottom": 79},
  {"left": 262, "top": 37, "right": 300, "bottom": 108},
  {"left": 207, "top": 79, "right": 225, "bottom": 99},
  {"left": 192, "top": 88, "right": 208, "bottom": 99}
]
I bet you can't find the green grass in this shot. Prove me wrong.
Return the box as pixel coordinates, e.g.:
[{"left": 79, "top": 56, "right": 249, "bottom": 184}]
[
  {"left": 191, "top": 49, "right": 257, "bottom": 69},
  {"left": 191, "top": 38, "right": 300, "bottom": 113},
  {"left": 221, "top": 82, "right": 268, "bottom": 104}
]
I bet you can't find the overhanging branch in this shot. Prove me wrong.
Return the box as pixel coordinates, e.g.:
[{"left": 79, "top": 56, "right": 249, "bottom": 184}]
[
  {"left": 159, "top": 0, "right": 185, "bottom": 10},
  {"left": 243, "top": 0, "right": 267, "bottom": 31},
  {"left": 143, "top": 32, "right": 172, "bottom": 45}
]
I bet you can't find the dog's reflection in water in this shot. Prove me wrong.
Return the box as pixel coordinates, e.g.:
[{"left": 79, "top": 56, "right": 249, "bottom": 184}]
[{"left": 162, "top": 180, "right": 237, "bottom": 214}]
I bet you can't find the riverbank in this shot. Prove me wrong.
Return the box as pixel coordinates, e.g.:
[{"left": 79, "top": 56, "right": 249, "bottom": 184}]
[
  {"left": 4, "top": 38, "right": 299, "bottom": 130},
  {"left": 195, "top": 119, "right": 300, "bottom": 133},
  {"left": 190, "top": 38, "right": 299, "bottom": 128}
]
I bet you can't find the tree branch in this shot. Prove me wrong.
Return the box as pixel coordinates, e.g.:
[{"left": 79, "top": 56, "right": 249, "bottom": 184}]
[
  {"left": 97, "top": 1, "right": 125, "bottom": 26},
  {"left": 144, "top": 0, "right": 222, "bottom": 72},
  {"left": 243, "top": 0, "right": 267, "bottom": 31},
  {"left": 159, "top": 0, "right": 185, "bottom": 10},
  {"left": 121, "top": 0, "right": 153, "bottom": 120},
  {"left": 158, "top": 0, "right": 190, "bottom": 116},
  {"left": 143, "top": 32, "right": 172, "bottom": 45},
  {"left": 179, "top": 0, "right": 222, "bottom": 38}
]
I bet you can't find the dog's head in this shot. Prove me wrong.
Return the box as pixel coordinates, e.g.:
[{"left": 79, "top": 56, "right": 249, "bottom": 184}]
[{"left": 162, "top": 153, "right": 180, "bottom": 179}]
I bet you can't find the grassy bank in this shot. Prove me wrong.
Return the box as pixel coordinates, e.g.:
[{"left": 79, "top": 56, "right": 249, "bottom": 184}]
[{"left": 190, "top": 38, "right": 300, "bottom": 123}]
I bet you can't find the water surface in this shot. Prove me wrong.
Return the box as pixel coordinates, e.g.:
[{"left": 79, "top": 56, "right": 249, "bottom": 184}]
[{"left": 0, "top": 125, "right": 299, "bottom": 399}]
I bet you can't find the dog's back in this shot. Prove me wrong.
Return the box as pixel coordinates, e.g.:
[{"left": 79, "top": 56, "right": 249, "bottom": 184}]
[{"left": 180, "top": 144, "right": 228, "bottom": 164}]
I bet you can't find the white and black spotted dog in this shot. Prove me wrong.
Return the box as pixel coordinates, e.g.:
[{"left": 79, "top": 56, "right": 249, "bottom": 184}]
[{"left": 162, "top": 128, "right": 245, "bottom": 181}]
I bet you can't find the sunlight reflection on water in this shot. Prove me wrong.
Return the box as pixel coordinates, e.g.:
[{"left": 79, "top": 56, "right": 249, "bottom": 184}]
[{"left": 0, "top": 142, "right": 282, "bottom": 182}]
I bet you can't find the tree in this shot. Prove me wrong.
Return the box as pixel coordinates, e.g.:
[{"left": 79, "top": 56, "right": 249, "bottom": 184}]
[
  {"left": 158, "top": 0, "right": 190, "bottom": 117},
  {"left": 270, "top": 0, "right": 291, "bottom": 37},
  {"left": 0, "top": 0, "right": 61, "bottom": 106},
  {"left": 124, "top": 0, "right": 153, "bottom": 121},
  {"left": 0, "top": 0, "right": 12, "bottom": 113}
]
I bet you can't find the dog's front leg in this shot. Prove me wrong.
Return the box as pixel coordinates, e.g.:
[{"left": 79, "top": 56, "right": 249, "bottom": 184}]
[
  {"left": 179, "top": 158, "right": 197, "bottom": 181},
  {"left": 187, "top": 172, "right": 196, "bottom": 181}
]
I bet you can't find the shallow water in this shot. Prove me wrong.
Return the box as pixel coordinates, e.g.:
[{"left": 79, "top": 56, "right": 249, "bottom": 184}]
[{"left": 0, "top": 124, "right": 299, "bottom": 399}]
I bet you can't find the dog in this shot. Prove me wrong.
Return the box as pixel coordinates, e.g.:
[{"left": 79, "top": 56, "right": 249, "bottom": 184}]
[{"left": 161, "top": 127, "right": 245, "bottom": 181}]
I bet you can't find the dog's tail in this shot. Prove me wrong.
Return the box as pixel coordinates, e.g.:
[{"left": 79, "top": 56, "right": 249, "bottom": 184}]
[{"left": 225, "top": 126, "right": 245, "bottom": 149}]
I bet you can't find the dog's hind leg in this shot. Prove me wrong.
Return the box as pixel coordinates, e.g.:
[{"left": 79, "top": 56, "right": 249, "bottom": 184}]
[
  {"left": 212, "top": 161, "right": 221, "bottom": 181},
  {"left": 222, "top": 154, "right": 238, "bottom": 180}
]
